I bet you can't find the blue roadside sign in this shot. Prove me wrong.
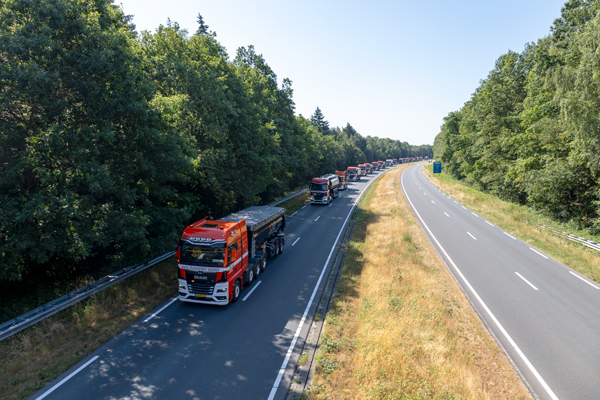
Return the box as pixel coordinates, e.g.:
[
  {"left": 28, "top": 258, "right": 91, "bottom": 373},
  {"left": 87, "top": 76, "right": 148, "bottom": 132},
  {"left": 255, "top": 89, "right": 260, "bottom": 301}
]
[{"left": 433, "top": 161, "right": 442, "bottom": 174}]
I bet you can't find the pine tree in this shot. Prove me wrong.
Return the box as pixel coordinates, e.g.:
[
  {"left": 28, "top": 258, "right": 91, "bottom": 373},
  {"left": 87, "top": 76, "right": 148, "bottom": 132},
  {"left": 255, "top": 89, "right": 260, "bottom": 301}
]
[{"left": 311, "top": 107, "right": 330, "bottom": 135}]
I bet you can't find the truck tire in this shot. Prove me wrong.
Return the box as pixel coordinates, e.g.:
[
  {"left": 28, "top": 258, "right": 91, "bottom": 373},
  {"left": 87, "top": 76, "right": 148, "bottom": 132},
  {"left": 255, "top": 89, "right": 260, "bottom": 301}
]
[
  {"left": 254, "top": 262, "right": 261, "bottom": 278},
  {"left": 279, "top": 239, "right": 284, "bottom": 254},
  {"left": 231, "top": 279, "right": 241, "bottom": 303},
  {"left": 246, "top": 267, "right": 255, "bottom": 286},
  {"left": 260, "top": 257, "right": 267, "bottom": 272}
]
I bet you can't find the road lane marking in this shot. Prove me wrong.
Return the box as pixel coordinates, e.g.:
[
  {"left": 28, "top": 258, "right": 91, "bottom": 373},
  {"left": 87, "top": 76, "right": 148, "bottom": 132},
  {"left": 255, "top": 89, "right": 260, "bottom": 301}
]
[
  {"left": 504, "top": 232, "right": 517, "bottom": 240},
  {"left": 144, "top": 297, "right": 178, "bottom": 323},
  {"left": 292, "top": 237, "right": 301, "bottom": 246},
  {"left": 314, "top": 216, "right": 320, "bottom": 221},
  {"left": 461, "top": 206, "right": 467, "bottom": 210},
  {"left": 290, "top": 211, "right": 298, "bottom": 217},
  {"left": 485, "top": 221, "right": 494, "bottom": 226},
  {"left": 515, "top": 272, "right": 539, "bottom": 291},
  {"left": 268, "top": 172, "right": 378, "bottom": 400},
  {"left": 529, "top": 248, "right": 549, "bottom": 259},
  {"left": 454, "top": 201, "right": 458, "bottom": 204},
  {"left": 444, "top": 212, "right": 450, "bottom": 217},
  {"left": 242, "top": 280, "right": 262, "bottom": 301},
  {"left": 467, "top": 232, "right": 477, "bottom": 240},
  {"left": 471, "top": 212, "right": 478, "bottom": 217},
  {"left": 36, "top": 356, "right": 100, "bottom": 399},
  {"left": 301, "top": 204, "right": 307, "bottom": 209},
  {"left": 401, "top": 171, "right": 560, "bottom": 400},
  {"left": 431, "top": 200, "right": 435, "bottom": 204},
  {"left": 569, "top": 271, "right": 600, "bottom": 289}
]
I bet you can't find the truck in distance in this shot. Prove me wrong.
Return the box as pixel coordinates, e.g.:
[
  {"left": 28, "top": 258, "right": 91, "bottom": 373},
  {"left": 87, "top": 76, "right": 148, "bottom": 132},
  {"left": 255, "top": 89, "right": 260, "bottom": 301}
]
[
  {"left": 357, "top": 164, "right": 366, "bottom": 176},
  {"left": 335, "top": 170, "right": 348, "bottom": 190},
  {"left": 347, "top": 166, "right": 359, "bottom": 181},
  {"left": 364, "top": 163, "right": 372, "bottom": 174},
  {"left": 177, "top": 206, "right": 286, "bottom": 305},
  {"left": 310, "top": 174, "right": 340, "bottom": 205}
]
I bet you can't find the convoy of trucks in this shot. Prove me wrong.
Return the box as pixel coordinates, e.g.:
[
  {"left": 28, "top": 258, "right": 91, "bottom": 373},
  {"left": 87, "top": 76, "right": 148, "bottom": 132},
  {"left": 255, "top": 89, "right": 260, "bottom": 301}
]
[{"left": 177, "top": 155, "right": 423, "bottom": 306}]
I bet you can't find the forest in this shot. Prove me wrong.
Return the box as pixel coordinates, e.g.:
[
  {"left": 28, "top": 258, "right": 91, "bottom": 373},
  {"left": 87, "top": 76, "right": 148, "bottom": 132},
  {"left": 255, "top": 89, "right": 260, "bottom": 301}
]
[
  {"left": 434, "top": 0, "right": 600, "bottom": 233},
  {"left": 0, "top": 0, "right": 432, "bottom": 290}
]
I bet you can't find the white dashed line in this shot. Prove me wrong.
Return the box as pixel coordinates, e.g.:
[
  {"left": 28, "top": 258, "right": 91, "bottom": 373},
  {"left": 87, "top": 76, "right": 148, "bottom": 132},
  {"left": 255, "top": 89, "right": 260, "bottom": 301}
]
[
  {"left": 515, "top": 272, "right": 539, "bottom": 291},
  {"left": 467, "top": 232, "right": 477, "bottom": 240}
]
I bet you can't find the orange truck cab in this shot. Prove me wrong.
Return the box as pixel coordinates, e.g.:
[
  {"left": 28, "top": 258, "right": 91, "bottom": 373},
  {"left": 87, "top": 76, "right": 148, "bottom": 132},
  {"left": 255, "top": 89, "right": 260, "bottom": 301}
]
[
  {"left": 364, "top": 163, "right": 372, "bottom": 174},
  {"left": 177, "top": 206, "right": 285, "bottom": 305},
  {"left": 347, "top": 166, "right": 359, "bottom": 181},
  {"left": 335, "top": 170, "right": 348, "bottom": 190},
  {"left": 393, "top": 158, "right": 398, "bottom": 165},
  {"left": 378, "top": 161, "right": 384, "bottom": 169}
]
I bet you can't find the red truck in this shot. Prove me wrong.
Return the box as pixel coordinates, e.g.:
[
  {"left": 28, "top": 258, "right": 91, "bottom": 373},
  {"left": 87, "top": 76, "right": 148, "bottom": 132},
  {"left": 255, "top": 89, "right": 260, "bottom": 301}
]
[
  {"left": 177, "top": 206, "right": 286, "bottom": 305},
  {"left": 364, "top": 162, "right": 372, "bottom": 174},
  {"left": 347, "top": 166, "right": 359, "bottom": 181},
  {"left": 335, "top": 170, "right": 348, "bottom": 190}
]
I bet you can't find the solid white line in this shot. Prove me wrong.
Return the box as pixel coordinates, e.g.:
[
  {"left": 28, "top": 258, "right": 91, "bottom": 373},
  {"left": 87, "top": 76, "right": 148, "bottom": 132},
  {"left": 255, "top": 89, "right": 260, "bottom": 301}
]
[
  {"left": 292, "top": 237, "right": 301, "bottom": 246},
  {"left": 401, "top": 170, "right": 559, "bottom": 400},
  {"left": 485, "top": 221, "right": 494, "bottom": 226},
  {"left": 314, "top": 216, "right": 320, "bottom": 221},
  {"left": 36, "top": 356, "right": 100, "bottom": 399},
  {"left": 444, "top": 212, "right": 450, "bottom": 217},
  {"left": 569, "top": 271, "right": 600, "bottom": 289},
  {"left": 529, "top": 247, "right": 549, "bottom": 259},
  {"left": 242, "top": 280, "right": 262, "bottom": 301},
  {"left": 267, "top": 175, "right": 377, "bottom": 400},
  {"left": 467, "top": 232, "right": 477, "bottom": 240},
  {"left": 515, "top": 272, "right": 539, "bottom": 291},
  {"left": 504, "top": 232, "right": 517, "bottom": 240},
  {"left": 144, "top": 297, "right": 178, "bottom": 323}
]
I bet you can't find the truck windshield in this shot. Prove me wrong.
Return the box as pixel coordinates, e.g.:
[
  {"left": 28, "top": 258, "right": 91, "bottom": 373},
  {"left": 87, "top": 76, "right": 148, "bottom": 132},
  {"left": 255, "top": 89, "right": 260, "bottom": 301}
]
[
  {"left": 310, "top": 182, "right": 327, "bottom": 191},
  {"left": 179, "top": 242, "right": 226, "bottom": 267}
]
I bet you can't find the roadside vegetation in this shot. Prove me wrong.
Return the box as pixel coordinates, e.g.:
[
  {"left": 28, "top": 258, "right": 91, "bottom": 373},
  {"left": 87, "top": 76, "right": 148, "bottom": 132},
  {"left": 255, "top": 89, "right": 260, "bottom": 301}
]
[
  {"left": 423, "top": 164, "right": 600, "bottom": 284},
  {"left": 0, "top": 188, "right": 311, "bottom": 400},
  {"left": 307, "top": 164, "right": 531, "bottom": 399}
]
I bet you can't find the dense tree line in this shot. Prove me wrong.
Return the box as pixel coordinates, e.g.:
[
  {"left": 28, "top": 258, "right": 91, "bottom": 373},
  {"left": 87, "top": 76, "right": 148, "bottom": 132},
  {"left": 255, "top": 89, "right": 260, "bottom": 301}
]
[
  {"left": 434, "top": 0, "right": 600, "bottom": 231},
  {"left": 0, "top": 0, "right": 431, "bottom": 285}
]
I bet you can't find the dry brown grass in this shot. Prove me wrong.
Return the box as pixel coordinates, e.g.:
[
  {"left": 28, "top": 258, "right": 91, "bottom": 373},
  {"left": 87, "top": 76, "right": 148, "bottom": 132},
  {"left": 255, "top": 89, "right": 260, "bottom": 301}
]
[
  {"left": 422, "top": 165, "right": 600, "bottom": 284},
  {"left": 308, "top": 165, "right": 531, "bottom": 399},
  {"left": 0, "top": 258, "right": 178, "bottom": 400}
]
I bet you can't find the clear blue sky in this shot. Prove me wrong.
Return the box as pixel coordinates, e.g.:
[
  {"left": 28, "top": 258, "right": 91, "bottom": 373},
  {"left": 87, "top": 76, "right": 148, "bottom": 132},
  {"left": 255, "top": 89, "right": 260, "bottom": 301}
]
[{"left": 116, "top": 0, "right": 568, "bottom": 146}]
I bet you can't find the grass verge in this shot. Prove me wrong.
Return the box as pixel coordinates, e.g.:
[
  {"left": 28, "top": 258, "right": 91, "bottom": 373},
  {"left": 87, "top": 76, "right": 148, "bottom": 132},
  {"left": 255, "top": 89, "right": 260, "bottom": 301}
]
[
  {"left": 0, "top": 258, "right": 178, "bottom": 400},
  {"left": 422, "top": 164, "right": 600, "bottom": 284},
  {"left": 306, "top": 164, "right": 531, "bottom": 399}
]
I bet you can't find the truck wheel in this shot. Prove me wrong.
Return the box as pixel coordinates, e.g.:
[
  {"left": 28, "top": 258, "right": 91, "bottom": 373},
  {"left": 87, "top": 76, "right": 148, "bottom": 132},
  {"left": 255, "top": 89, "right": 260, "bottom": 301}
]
[
  {"left": 260, "top": 257, "right": 267, "bottom": 272},
  {"left": 254, "top": 262, "right": 261, "bottom": 278},
  {"left": 279, "top": 239, "right": 284, "bottom": 254},
  {"left": 231, "top": 279, "right": 241, "bottom": 302},
  {"left": 247, "top": 267, "right": 254, "bottom": 286}
]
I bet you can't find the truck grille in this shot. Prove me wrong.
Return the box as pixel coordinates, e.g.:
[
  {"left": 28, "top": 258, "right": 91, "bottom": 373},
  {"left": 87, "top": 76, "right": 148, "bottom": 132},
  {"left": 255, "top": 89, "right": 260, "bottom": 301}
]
[{"left": 188, "top": 282, "right": 214, "bottom": 295}]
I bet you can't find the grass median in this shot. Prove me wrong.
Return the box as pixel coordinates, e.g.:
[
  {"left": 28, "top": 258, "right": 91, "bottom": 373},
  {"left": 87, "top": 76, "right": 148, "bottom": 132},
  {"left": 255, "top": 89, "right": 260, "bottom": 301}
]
[{"left": 306, "top": 164, "right": 531, "bottom": 399}]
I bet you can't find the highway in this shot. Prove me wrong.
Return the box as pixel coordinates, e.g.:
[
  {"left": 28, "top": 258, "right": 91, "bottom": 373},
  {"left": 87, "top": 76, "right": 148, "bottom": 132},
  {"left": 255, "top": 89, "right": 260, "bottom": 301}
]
[
  {"left": 402, "top": 163, "right": 600, "bottom": 400},
  {"left": 30, "top": 167, "right": 385, "bottom": 400}
]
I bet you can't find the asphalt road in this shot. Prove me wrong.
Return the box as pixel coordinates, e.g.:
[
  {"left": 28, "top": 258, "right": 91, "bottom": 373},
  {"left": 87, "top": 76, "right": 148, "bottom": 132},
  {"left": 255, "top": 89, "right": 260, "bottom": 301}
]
[
  {"left": 402, "top": 163, "right": 600, "bottom": 400},
  {"left": 30, "top": 167, "right": 388, "bottom": 400}
]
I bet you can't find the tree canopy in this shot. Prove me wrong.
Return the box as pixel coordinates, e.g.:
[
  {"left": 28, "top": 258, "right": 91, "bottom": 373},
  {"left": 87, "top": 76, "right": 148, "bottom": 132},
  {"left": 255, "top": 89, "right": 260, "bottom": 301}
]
[
  {"left": 434, "top": 0, "right": 600, "bottom": 231},
  {"left": 0, "top": 0, "right": 431, "bottom": 288}
]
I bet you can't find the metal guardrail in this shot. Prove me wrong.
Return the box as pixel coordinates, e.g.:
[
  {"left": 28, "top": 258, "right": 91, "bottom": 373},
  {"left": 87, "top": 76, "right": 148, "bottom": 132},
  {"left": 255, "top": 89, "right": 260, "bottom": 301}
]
[
  {"left": 0, "top": 251, "right": 175, "bottom": 341},
  {"left": 540, "top": 225, "right": 600, "bottom": 252},
  {"left": 540, "top": 225, "right": 600, "bottom": 251},
  {"left": 0, "top": 188, "right": 308, "bottom": 342},
  {"left": 268, "top": 188, "right": 308, "bottom": 206}
]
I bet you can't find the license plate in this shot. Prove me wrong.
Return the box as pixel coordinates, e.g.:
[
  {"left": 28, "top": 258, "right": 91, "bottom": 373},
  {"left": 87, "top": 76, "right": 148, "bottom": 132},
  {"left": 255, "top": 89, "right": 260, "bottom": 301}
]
[{"left": 195, "top": 294, "right": 206, "bottom": 297}]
